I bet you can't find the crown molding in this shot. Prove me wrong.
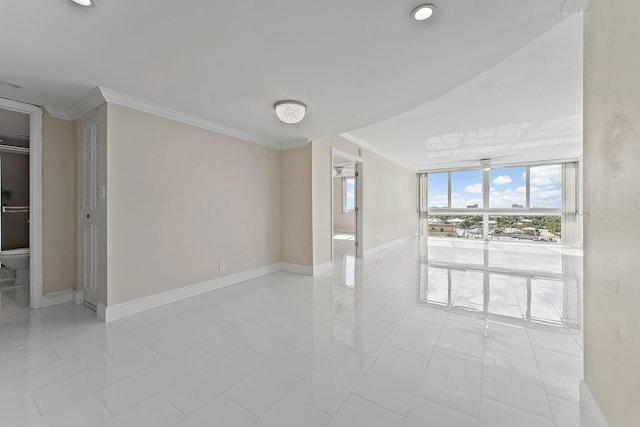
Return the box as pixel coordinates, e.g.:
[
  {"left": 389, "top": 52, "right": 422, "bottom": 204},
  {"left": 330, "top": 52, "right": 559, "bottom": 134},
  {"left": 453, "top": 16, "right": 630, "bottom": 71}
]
[
  {"left": 278, "top": 138, "right": 311, "bottom": 150},
  {"left": 98, "top": 87, "right": 281, "bottom": 149},
  {"left": 44, "top": 86, "right": 316, "bottom": 151},
  {"left": 67, "top": 87, "right": 105, "bottom": 120},
  {"left": 44, "top": 87, "right": 105, "bottom": 121},
  {"left": 339, "top": 132, "right": 415, "bottom": 171},
  {"left": 43, "top": 107, "right": 72, "bottom": 120}
]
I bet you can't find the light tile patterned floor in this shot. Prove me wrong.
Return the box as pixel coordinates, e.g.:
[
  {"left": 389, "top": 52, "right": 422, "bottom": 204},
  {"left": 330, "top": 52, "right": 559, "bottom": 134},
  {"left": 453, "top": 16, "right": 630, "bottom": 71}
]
[{"left": 0, "top": 237, "right": 584, "bottom": 426}]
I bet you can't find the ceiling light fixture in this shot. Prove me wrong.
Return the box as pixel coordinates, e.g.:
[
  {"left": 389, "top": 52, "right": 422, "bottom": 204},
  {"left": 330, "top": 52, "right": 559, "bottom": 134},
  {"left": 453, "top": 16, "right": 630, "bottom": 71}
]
[
  {"left": 412, "top": 4, "right": 436, "bottom": 21},
  {"left": 274, "top": 100, "right": 306, "bottom": 124},
  {"left": 70, "top": 0, "right": 94, "bottom": 7}
]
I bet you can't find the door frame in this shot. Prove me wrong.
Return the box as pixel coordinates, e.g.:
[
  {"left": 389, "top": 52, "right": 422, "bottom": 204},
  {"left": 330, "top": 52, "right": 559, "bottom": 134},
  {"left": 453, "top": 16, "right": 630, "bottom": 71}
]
[
  {"left": 0, "top": 97, "right": 44, "bottom": 309},
  {"left": 331, "top": 147, "right": 364, "bottom": 259}
]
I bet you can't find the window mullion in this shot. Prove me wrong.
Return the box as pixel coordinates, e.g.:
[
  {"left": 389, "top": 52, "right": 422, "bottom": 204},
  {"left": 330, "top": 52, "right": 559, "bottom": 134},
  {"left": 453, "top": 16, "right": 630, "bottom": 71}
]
[
  {"left": 447, "top": 172, "right": 452, "bottom": 209},
  {"left": 525, "top": 167, "right": 531, "bottom": 209}
]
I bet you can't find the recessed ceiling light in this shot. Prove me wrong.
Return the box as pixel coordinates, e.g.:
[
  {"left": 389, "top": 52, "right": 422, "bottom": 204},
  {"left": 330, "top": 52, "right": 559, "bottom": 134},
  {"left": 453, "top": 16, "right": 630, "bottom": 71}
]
[
  {"left": 0, "top": 81, "right": 21, "bottom": 89},
  {"left": 274, "top": 101, "right": 307, "bottom": 124},
  {"left": 71, "top": 0, "right": 94, "bottom": 7},
  {"left": 412, "top": 4, "right": 436, "bottom": 21}
]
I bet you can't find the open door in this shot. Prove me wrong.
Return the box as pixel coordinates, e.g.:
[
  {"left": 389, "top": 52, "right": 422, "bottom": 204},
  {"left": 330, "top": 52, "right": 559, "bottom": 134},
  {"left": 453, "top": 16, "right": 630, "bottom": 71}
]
[{"left": 331, "top": 148, "right": 363, "bottom": 260}]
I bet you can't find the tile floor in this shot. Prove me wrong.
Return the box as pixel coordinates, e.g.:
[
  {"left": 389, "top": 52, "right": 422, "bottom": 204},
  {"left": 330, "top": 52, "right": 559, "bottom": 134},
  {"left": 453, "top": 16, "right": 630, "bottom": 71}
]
[{"left": 0, "top": 237, "right": 585, "bottom": 426}]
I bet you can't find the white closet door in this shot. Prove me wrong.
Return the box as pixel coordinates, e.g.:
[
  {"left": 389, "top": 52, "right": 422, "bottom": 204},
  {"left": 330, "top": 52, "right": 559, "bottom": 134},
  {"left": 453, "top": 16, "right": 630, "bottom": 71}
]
[{"left": 83, "top": 116, "right": 100, "bottom": 308}]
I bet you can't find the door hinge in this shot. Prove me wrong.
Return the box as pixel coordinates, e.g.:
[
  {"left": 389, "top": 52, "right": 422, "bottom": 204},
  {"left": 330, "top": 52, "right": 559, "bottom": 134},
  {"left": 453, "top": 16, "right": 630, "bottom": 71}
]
[
  {"left": 355, "top": 172, "right": 359, "bottom": 177},
  {"left": 355, "top": 206, "right": 359, "bottom": 212},
  {"left": 355, "top": 241, "right": 359, "bottom": 247}
]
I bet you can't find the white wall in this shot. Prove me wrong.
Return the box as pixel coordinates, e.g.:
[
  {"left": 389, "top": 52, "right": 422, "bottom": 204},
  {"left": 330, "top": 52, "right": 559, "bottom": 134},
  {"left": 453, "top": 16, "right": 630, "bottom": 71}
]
[{"left": 584, "top": 0, "right": 640, "bottom": 425}]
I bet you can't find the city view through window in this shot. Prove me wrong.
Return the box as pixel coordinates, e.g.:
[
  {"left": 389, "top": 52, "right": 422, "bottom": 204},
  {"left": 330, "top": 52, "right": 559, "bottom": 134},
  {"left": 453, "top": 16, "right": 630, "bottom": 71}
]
[
  {"left": 420, "top": 164, "right": 563, "bottom": 243},
  {"left": 425, "top": 215, "right": 561, "bottom": 242}
]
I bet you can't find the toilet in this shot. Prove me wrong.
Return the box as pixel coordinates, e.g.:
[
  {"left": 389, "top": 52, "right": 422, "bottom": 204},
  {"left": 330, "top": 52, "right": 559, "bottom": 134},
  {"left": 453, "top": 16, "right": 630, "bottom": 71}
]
[{"left": 0, "top": 248, "right": 30, "bottom": 285}]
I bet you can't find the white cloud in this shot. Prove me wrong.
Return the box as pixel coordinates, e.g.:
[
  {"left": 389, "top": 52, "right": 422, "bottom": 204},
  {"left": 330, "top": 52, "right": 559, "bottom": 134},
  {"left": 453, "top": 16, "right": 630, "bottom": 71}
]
[
  {"left": 429, "top": 193, "right": 448, "bottom": 208},
  {"left": 452, "top": 194, "right": 482, "bottom": 208},
  {"left": 530, "top": 165, "right": 561, "bottom": 186},
  {"left": 530, "top": 186, "right": 561, "bottom": 208},
  {"left": 488, "top": 187, "right": 526, "bottom": 208},
  {"left": 492, "top": 175, "right": 512, "bottom": 185},
  {"left": 464, "top": 183, "right": 483, "bottom": 193}
]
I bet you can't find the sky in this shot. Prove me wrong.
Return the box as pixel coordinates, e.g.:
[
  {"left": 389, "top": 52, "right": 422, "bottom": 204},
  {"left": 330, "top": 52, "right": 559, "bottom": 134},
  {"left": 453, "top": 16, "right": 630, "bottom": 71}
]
[
  {"left": 345, "top": 178, "right": 355, "bottom": 210},
  {"left": 429, "top": 165, "right": 561, "bottom": 209}
]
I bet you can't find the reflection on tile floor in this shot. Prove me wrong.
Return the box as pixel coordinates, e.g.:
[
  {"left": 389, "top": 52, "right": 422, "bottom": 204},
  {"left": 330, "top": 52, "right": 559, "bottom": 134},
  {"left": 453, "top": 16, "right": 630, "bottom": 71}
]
[{"left": 0, "top": 237, "right": 584, "bottom": 426}]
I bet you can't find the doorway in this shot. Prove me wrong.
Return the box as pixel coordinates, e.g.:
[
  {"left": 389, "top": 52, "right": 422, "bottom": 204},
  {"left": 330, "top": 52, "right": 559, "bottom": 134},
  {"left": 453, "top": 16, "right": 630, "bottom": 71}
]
[
  {"left": 0, "top": 98, "right": 43, "bottom": 309},
  {"left": 331, "top": 148, "right": 363, "bottom": 261}
]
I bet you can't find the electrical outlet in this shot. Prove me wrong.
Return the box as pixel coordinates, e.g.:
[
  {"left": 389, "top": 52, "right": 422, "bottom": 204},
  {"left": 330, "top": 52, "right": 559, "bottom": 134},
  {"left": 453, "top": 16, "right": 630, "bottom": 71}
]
[{"left": 219, "top": 260, "right": 226, "bottom": 271}]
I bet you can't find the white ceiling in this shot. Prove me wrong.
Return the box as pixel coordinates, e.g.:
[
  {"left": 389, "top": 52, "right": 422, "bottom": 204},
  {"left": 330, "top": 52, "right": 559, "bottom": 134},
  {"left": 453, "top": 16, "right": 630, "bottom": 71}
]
[
  {"left": 347, "top": 13, "right": 583, "bottom": 171},
  {"left": 0, "top": 0, "right": 573, "bottom": 156}
]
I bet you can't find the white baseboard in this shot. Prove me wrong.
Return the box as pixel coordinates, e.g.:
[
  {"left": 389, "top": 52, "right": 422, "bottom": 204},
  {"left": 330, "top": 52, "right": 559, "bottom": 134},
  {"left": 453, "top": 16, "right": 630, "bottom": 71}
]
[
  {"left": 280, "top": 262, "right": 313, "bottom": 275},
  {"left": 363, "top": 235, "right": 416, "bottom": 257},
  {"left": 313, "top": 261, "right": 333, "bottom": 275},
  {"left": 40, "top": 290, "right": 73, "bottom": 308},
  {"left": 73, "top": 290, "right": 84, "bottom": 304},
  {"left": 580, "top": 381, "right": 610, "bottom": 427},
  {"left": 101, "top": 263, "right": 281, "bottom": 322}
]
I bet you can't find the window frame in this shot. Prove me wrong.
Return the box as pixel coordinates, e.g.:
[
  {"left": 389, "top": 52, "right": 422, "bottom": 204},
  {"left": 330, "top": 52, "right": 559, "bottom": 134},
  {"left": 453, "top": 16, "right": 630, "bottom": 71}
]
[{"left": 424, "top": 163, "right": 562, "bottom": 214}]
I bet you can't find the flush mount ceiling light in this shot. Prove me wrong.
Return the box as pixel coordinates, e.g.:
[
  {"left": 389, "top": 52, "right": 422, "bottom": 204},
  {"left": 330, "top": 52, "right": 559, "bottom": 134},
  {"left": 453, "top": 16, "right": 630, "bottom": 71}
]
[
  {"left": 274, "top": 100, "right": 306, "bottom": 124},
  {"left": 70, "top": 0, "right": 94, "bottom": 7},
  {"left": 411, "top": 4, "right": 436, "bottom": 21}
]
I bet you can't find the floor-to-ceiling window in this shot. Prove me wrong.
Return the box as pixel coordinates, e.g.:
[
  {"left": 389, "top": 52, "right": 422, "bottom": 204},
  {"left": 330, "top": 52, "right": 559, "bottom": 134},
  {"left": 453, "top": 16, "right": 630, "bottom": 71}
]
[{"left": 418, "top": 162, "right": 579, "bottom": 245}]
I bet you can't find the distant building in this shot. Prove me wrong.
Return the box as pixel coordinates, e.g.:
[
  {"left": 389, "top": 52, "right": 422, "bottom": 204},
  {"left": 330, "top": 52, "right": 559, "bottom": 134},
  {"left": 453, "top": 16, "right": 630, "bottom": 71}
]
[
  {"left": 512, "top": 203, "right": 523, "bottom": 208},
  {"left": 428, "top": 222, "right": 457, "bottom": 237},
  {"left": 467, "top": 203, "right": 478, "bottom": 208}
]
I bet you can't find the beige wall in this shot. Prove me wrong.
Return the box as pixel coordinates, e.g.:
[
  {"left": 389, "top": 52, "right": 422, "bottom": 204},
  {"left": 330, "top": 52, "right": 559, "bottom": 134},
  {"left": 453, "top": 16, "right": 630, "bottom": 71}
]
[
  {"left": 67, "top": 105, "right": 415, "bottom": 307},
  {"left": 332, "top": 177, "right": 355, "bottom": 233},
  {"left": 280, "top": 145, "right": 313, "bottom": 266},
  {"left": 584, "top": 1, "right": 640, "bottom": 425},
  {"left": 105, "top": 104, "right": 281, "bottom": 305},
  {"left": 312, "top": 136, "right": 416, "bottom": 266},
  {"left": 42, "top": 112, "right": 76, "bottom": 294}
]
